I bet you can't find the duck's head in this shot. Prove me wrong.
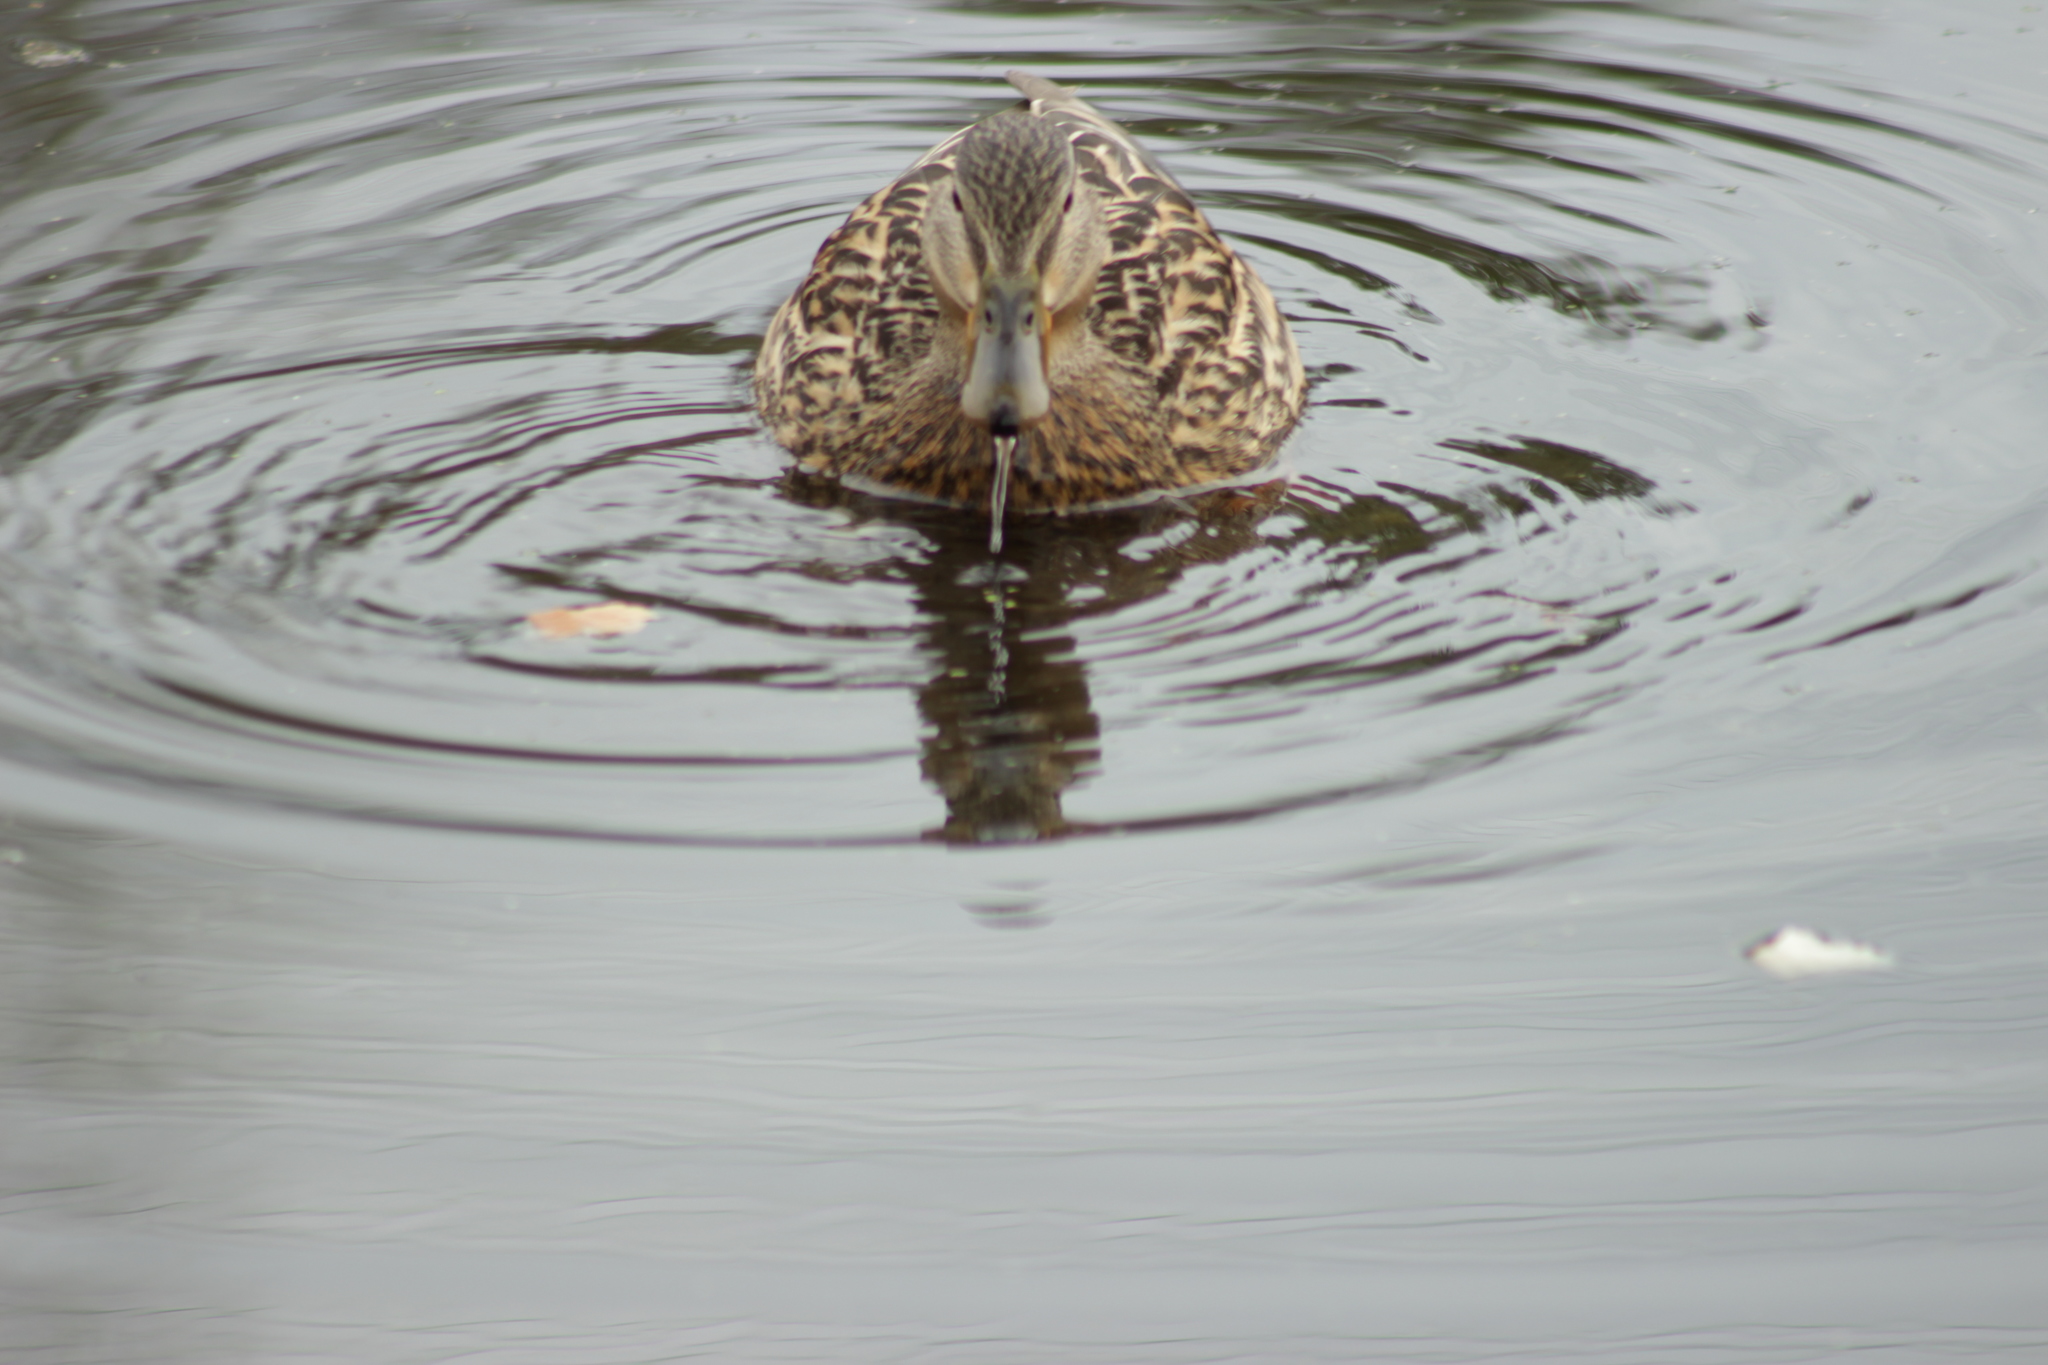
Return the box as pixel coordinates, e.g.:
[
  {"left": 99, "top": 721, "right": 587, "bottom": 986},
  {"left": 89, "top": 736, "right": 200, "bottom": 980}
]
[
  {"left": 924, "top": 109, "right": 1108, "bottom": 547},
  {"left": 927, "top": 111, "right": 1105, "bottom": 429}
]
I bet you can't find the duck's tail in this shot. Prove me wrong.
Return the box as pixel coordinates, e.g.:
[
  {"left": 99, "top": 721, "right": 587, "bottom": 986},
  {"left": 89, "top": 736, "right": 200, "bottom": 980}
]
[{"left": 1007, "top": 69, "right": 1084, "bottom": 111}]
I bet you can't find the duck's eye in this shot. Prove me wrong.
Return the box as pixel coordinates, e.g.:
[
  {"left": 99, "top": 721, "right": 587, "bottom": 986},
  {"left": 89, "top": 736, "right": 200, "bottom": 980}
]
[
  {"left": 952, "top": 190, "right": 964, "bottom": 212},
  {"left": 1063, "top": 191, "right": 1075, "bottom": 213}
]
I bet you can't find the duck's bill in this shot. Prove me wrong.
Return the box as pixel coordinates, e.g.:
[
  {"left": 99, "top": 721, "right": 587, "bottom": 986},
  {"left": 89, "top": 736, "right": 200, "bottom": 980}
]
[
  {"left": 961, "top": 279, "right": 1050, "bottom": 434},
  {"left": 989, "top": 432, "right": 1017, "bottom": 553}
]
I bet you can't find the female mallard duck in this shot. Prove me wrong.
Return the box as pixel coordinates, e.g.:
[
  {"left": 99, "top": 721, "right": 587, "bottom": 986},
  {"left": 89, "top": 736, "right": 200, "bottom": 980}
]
[{"left": 756, "top": 70, "right": 1305, "bottom": 549}]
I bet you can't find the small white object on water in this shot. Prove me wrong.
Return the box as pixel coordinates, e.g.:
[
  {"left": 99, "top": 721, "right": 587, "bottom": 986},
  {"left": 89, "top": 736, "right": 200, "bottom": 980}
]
[
  {"left": 13, "top": 38, "right": 92, "bottom": 69},
  {"left": 1746, "top": 925, "right": 1894, "bottom": 979}
]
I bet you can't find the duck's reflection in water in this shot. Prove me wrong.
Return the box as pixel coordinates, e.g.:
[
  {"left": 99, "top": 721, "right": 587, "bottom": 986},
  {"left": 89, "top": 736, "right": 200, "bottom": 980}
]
[
  {"left": 784, "top": 473, "right": 1439, "bottom": 844},
  {"left": 913, "top": 546, "right": 1100, "bottom": 844}
]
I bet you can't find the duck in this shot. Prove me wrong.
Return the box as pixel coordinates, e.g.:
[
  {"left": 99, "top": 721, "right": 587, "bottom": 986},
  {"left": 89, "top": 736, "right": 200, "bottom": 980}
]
[{"left": 755, "top": 70, "right": 1306, "bottom": 550}]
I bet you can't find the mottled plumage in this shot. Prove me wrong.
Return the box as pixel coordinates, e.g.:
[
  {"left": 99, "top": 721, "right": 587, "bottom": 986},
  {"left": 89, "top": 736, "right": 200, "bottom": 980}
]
[{"left": 756, "top": 71, "right": 1305, "bottom": 532}]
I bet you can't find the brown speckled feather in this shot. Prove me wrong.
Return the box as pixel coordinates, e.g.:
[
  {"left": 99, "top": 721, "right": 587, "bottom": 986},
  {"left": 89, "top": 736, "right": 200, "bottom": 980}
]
[{"left": 756, "top": 71, "right": 1305, "bottom": 514}]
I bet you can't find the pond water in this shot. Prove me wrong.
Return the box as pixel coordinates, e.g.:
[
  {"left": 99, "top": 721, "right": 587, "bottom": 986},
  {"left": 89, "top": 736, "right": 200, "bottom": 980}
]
[{"left": 3, "top": 0, "right": 2046, "bottom": 1359}]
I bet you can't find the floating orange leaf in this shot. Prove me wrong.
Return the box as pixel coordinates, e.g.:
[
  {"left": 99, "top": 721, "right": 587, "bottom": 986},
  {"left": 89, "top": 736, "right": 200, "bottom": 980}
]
[{"left": 527, "top": 601, "right": 655, "bottom": 639}]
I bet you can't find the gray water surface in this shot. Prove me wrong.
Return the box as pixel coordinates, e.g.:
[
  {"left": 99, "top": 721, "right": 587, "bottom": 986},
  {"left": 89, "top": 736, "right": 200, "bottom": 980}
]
[{"left": 3, "top": 1, "right": 2046, "bottom": 1360}]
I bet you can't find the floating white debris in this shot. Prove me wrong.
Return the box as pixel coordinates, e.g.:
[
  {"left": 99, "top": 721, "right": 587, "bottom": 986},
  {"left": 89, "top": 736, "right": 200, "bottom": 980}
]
[
  {"left": 13, "top": 38, "right": 91, "bottom": 69},
  {"left": 1745, "top": 925, "right": 1894, "bottom": 979}
]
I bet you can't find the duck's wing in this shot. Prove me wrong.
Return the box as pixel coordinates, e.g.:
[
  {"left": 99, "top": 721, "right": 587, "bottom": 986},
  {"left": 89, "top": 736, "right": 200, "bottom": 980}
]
[
  {"left": 756, "top": 127, "right": 963, "bottom": 458},
  {"left": 1006, "top": 70, "right": 1306, "bottom": 457}
]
